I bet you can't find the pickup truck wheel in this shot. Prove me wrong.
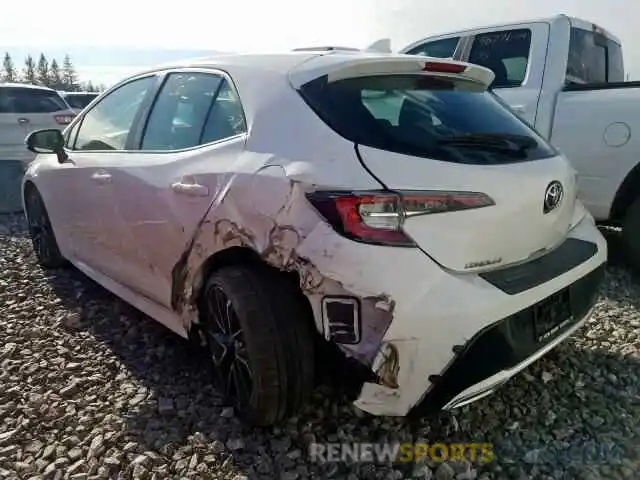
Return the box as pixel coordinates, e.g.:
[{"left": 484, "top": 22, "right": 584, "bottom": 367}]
[
  {"left": 199, "top": 265, "right": 315, "bottom": 426},
  {"left": 24, "top": 186, "right": 68, "bottom": 269},
  {"left": 622, "top": 197, "right": 640, "bottom": 275}
]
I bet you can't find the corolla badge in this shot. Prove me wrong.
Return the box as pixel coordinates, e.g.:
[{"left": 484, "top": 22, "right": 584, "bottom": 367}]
[{"left": 543, "top": 181, "right": 564, "bottom": 213}]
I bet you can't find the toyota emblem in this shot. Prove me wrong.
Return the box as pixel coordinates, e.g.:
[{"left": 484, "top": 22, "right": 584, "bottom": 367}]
[{"left": 543, "top": 181, "right": 564, "bottom": 213}]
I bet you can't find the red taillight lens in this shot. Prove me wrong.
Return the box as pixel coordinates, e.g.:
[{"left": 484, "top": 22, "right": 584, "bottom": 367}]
[
  {"left": 306, "top": 190, "right": 494, "bottom": 246},
  {"left": 54, "top": 114, "right": 75, "bottom": 125},
  {"left": 423, "top": 61, "right": 466, "bottom": 74}
]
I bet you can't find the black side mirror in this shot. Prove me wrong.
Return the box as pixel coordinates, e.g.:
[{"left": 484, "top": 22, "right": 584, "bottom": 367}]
[{"left": 25, "top": 129, "right": 68, "bottom": 163}]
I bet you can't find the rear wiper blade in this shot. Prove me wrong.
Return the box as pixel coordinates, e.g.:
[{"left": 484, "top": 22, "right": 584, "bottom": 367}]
[{"left": 438, "top": 133, "right": 538, "bottom": 151}]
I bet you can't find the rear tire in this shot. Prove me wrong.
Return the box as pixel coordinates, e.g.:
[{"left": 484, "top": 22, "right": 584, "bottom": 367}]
[
  {"left": 622, "top": 196, "right": 640, "bottom": 275},
  {"left": 24, "top": 186, "right": 68, "bottom": 269},
  {"left": 199, "top": 265, "right": 315, "bottom": 426}
]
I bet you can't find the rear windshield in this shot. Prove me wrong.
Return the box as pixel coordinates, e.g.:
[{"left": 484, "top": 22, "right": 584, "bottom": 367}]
[
  {"left": 64, "top": 94, "right": 98, "bottom": 110},
  {"left": 298, "top": 74, "right": 557, "bottom": 164},
  {"left": 0, "top": 87, "right": 69, "bottom": 114}
]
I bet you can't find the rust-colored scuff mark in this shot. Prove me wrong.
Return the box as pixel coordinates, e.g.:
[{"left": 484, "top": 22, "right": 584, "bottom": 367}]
[
  {"left": 214, "top": 219, "right": 257, "bottom": 248},
  {"left": 261, "top": 223, "right": 326, "bottom": 294},
  {"left": 374, "top": 342, "right": 400, "bottom": 389},
  {"left": 169, "top": 175, "right": 398, "bottom": 372}
]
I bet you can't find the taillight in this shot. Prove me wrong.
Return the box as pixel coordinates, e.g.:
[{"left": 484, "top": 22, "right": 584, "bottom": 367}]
[
  {"left": 306, "top": 190, "right": 494, "bottom": 247},
  {"left": 54, "top": 114, "right": 75, "bottom": 125},
  {"left": 422, "top": 61, "right": 466, "bottom": 74}
]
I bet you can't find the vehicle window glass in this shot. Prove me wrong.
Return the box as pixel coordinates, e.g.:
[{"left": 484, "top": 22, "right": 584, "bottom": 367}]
[
  {"left": 405, "top": 37, "right": 460, "bottom": 58},
  {"left": 299, "top": 74, "right": 557, "bottom": 166},
  {"left": 0, "top": 88, "right": 68, "bottom": 113},
  {"left": 607, "top": 40, "right": 624, "bottom": 82},
  {"left": 200, "top": 79, "right": 246, "bottom": 144},
  {"left": 65, "top": 94, "right": 98, "bottom": 110},
  {"left": 567, "top": 28, "right": 606, "bottom": 84},
  {"left": 468, "top": 29, "right": 532, "bottom": 88},
  {"left": 566, "top": 27, "right": 623, "bottom": 84},
  {"left": 74, "top": 76, "right": 155, "bottom": 151},
  {"left": 64, "top": 122, "right": 80, "bottom": 148},
  {"left": 141, "top": 72, "right": 223, "bottom": 150}
]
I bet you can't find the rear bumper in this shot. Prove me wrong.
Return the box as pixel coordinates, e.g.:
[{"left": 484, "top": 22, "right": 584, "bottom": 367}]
[
  {"left": 352, "top": 214, "right": 606, "bottom": 416},
  {"left": 409, "top": 264, "right": 603, "bottom": 416}
]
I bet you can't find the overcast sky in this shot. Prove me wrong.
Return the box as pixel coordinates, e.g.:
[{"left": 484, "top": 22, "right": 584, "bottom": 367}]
[{"left": 1, "top": 0, "right": 637, "bottom": 84}]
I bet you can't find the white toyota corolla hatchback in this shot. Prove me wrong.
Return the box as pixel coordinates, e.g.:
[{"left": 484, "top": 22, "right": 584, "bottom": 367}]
[{"left": 21, "top": 50, "right": 607, "bottom": 426}]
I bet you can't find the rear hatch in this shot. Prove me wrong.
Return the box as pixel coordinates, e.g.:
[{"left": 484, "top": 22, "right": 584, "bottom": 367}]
[
  {"left": 296, "top": 56, "right": 577, "bottom": 272},
  {"left": 0, "top": 86, "right": 74, "bottom": 146}
]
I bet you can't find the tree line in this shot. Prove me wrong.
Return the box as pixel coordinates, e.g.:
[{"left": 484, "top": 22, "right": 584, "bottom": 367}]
[{"left": 1, "top": 52, "right": 107, "bottom": 92}]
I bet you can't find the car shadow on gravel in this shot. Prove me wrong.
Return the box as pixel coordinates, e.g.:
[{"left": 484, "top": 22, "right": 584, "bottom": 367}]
[
  {"left": 41, "top": 265, "right": 357, "bottom": 477},
  {"left": 0, "top": 212, "right": 29, "bottom": 239},
  {"left": 37, "top": 256, "right": 639, "bottom": 479}
]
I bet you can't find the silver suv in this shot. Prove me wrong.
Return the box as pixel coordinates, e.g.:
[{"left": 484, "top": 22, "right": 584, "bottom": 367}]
[{"left": 0, "top": 83, "right": 75, "bottom": 212}]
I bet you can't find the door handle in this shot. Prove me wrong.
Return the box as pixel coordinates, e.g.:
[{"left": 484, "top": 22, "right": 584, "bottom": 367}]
[
  {"left": 171, "top": 181, "right": 209, "bottom": 197},
  {"left": 510, "top": 105, "right": 526, "bottom": 114},
  {"left": 91, "top": 170, "right": 112, "bottom": 184},
  {"left": 17, "top": 118, "right": 30, "bottom": 125}
]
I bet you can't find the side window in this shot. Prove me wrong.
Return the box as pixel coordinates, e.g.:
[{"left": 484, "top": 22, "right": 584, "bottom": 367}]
[
  {"left": 566, "top": 27, "right": 620, "bottom": 84},
  {"left": 468, "top": 29, "right": 532, "bottom": 88},
  {"left": 200, "top": 79, "right": 246, "bottom": 144},
  {"left": 74, "top": 76, "right": 155, "bottom": 151},
  {"left": 64, "top": 122, "right": 80, "bottom": 148},
  {"left": 141, "top": 72, "right": 225, "bottom": 151},
  {"left": 405, "top": 37, "right": 460, "bottom": 58}
]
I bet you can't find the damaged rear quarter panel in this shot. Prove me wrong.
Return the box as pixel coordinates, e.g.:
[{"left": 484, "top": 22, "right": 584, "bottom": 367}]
[{"left": 171, "top": 163, "right": 398, "bottom": 366}]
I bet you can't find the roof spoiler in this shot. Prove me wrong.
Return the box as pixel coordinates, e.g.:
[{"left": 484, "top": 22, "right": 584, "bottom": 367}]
[
  {"left": 292, "top": 46, "right": 360, "bottom": 52},
  {"left": 364, "top": 39, "right": 392, "bottom": 53},
  {"left": 292, "top": 39, "right": 392, "bottom": 54}
]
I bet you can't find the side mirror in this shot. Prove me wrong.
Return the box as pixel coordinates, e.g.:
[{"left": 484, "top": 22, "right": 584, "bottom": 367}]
[{"left": 25, "top": 129, "right": 68, "bottom": 163}]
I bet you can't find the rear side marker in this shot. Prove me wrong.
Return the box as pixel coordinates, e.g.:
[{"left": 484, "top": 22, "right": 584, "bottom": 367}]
[{"left": 321, "top": 296, "right": 361, "bottom": 344}]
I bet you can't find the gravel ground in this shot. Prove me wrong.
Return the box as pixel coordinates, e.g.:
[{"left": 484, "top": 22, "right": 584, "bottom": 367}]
[{"left": 0, "top": 212, "right": 638, "bottom": 480}]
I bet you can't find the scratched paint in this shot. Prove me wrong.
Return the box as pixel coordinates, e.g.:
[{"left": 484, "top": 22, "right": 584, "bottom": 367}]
[{"left": 170, "top": 171, "right": 395, "bottom": 367}]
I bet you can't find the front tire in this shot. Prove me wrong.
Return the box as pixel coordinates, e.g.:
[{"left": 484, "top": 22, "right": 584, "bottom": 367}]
[
  {"left": 24, "top": 186, "right": 67, "bottom": 269},
  {"left": 199, "top": 265, "right": 315, "bottom": 426}
]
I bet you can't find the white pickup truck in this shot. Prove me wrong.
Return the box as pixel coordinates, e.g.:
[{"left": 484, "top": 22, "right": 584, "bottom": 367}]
[{"left": 398, "top": 14, "right": 640, "bottom": 272}]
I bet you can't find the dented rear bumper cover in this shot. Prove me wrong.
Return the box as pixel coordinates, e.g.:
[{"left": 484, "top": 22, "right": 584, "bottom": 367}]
[{"left": 353, "top": 251, "right": 605, "bottom": 417}]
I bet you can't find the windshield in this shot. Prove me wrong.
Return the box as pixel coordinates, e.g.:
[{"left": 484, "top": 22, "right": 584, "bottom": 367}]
[
  {"left": 298, "top": 74, "right": 557, "bottom": 165},
  {"left": 64, "top": 94, "right": 98, "bottom": 110}
]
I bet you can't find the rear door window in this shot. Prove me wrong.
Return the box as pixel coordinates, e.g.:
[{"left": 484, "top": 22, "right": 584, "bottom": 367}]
[
  {"left": 404, "top": 37, "right": 461, "bottom": 58},
  {"left": 0, "top": 87, "right": 69, "bottom": 113},
  {"left": 467, "top": 29, "right": 532, "bottom": 88},
  {"left": 140, "top": 72, "right": 246, "bottom": 151},
  {"left": 298, "top": 74, "right": 557, "bottom": 165}
]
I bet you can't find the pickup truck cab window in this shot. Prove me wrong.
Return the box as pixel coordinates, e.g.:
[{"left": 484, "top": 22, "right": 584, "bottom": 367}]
[
  {"left": 404, "top": 37, "right": 461, "bottom": 58},
  {"left": 566, "top": 27, "right": 624, "bottom": 84},
  {"left": 468, "top": 29, "right": 532, "bottom": 88}
]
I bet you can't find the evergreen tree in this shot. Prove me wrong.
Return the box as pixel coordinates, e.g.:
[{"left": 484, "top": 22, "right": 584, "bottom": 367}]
[
  {"left": 62, "top": 54, "right": 78, "bottom": 91},
  {"left": 22, "top": 55, "right": 36, "bottom": 84},
  {"left": 85, "top": 80, "right": 95, "bottom": 92},
  {"left": 2, "top": 52, "right": 17, "bottom": 82},
  {"left": 36, "top": 53, "right": 49, "bottom": 86},
  {"left": 49, "top": 59, "right": 63, "bottom": 89}
]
